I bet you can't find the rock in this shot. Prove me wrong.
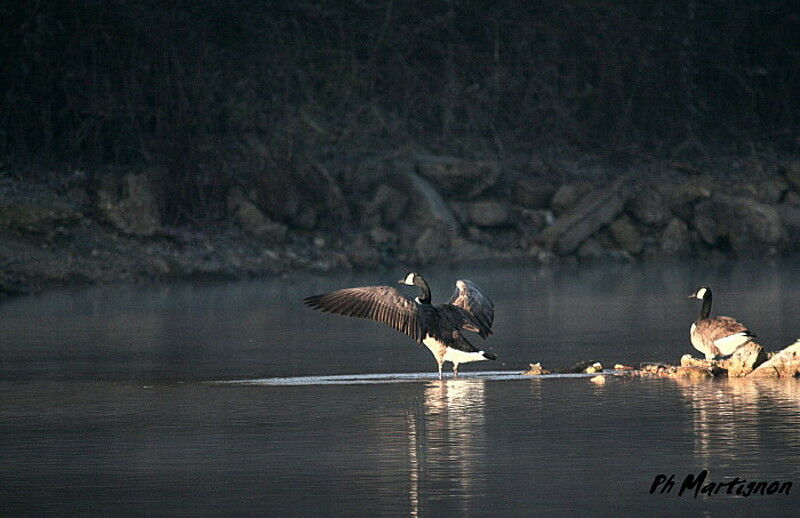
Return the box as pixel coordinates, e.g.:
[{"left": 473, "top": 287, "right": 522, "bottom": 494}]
[
  {"left": 785, "top": 161, "right": 800, "bottom": 193},
  {"left": 681, "top": 342, "right": 767, "bottom": 376},
  {"left": 392, "top": 163, "right": 459, "bottom": 236},
  {"left": 367, "top": 226, "right": 397, "bottom": 245},
  {"left": 613, "top": 364, "right": 635, "bottom": 370},
  {"left": 577, "top": 238, "right": 607, "bottom": 259},
  {"left": 693, "top": 193, "right": 786, "bottom": 255},
  {"left": 537, "top": 177, "right": 633, "bottom": 255},
  {"left": 466, "top": 200, "right": 510, "bottom": 227},
  {"left": 415, "top": 155, "right": 501, "bottom": 199},
  {"left": 227, "top": 190, "right": 287, "bottom": 243},
  {"left": 348, "top": 236, "right": 381, "bottom": 268},
  {"left": 746, "top": 177, "right": 789, "bottom": 204},
  {"left": 673, "top": 366, "right": 715, "bottom": 381},
  {"left": 666, "top": 179, "right": 712, "bottom": 221},
  {"left": 291, "top": 204, "right": 317, "bottom": 230},
  {"left": 785, "top": 191, "right": 800, "bottom": 205},
  {"left": 718, "top": 342, "right": 768, "bottom": 376},
  {"left": 749, "top": 341, "right": 800, "bottom": 378},
  {"left": 629, "top": 187, "right": 671, "bottom": 226},
  {"left": 412, "top": 226, "right": 450, "bottom": 264},
  {"left": 95, "top": 173, "right": 161, "bottom": 236},
  {"left": 510, "top": 177, "right": 557, "bottom": 209},
  {"left": 590, "top": 375, "right": 606, "bottom": 384},
  {"left": 370, "top": 184, "right": 409, "bottom": 226},
  {"left": 550, "top": 183, "right": 591, "bottom": 215},
  {"left": 775, "top": 204, "right": 800, "bottom": 250},
  {"left": 515, "top": 208, "right": 552, "bottom": 234},
  {"left": 661, "top": 218, "right": 692, "bottom": 255},
  {"left": 523, "top": 363, "right": 550, "bottom": 376},
  {"left": 609, "top": 215, "right": 642, "bottom": 255}
]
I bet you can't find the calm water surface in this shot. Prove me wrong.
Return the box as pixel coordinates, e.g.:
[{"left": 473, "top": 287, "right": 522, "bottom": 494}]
[{"left": 1, "top": 260, "right": 799, "bottom": 515}]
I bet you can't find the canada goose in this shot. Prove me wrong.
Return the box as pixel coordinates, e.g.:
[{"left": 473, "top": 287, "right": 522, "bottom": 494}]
[
  {"left": 304, "top": 272, "right": 496, "bottom": 378},
  {"left": 688, "top": 286, "right": 755, "bottom": 360}
]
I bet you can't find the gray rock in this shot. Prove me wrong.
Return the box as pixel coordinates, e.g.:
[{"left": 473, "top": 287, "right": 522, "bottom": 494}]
[
  {"left": 96, "top": 173, "right": 161, "bottom": 236},
  {"left": 550, "top": 183, "right": 591, "bottom": 215},
  {"left": 661, "top": 218, "right": 692, "bottom": 255},
  {"left": 467, "top": 200, "right": 510, "bottom": 227},
  {"left": 510, "top": 177, "right": 557, "bottom": 209},
  {"left": 348, "top": 236, "right": 381, "bottom": 268},
  {"left": 577, "top": 238, "right": 606, "bottom": 259},
  {"left": 629, "top": 187, "right": 671, "bottom": 226},
  {"left": 785, "top": 161, "right": 800, "bottom": 193},
  {"left": 392, "top": 162, "right": 459, "bottom": 236},
  {"left": 609, "top": 215, "right": 642, "bottom": 255},
  {"left": 227, "top": 190, "right": 287, "bottom": 243},
  {"left": 413, "top": 226, "right": 450, "bottom": 264},
  {"left": 536, "top": 177, "right": 633, "bottom": 255},
  {"left": 749, "top": 340, "right": 800, "bottom": 378},
  {"left": 776, "top": 204, "right": 800, "bottom": 250},
  {"left": 693, "top": 193, "right": 786, "bottom": 255},
  {"left": 415, "top": 156, "right": 500, "bottom": 199},
  {"left": 370, "top": 184, "right": 409, "bottom": 226}
]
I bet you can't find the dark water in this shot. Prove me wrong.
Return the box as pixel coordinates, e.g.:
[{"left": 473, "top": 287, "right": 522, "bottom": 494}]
[{"left": 2, "top": 260, "right": 800, "bottom": 515}]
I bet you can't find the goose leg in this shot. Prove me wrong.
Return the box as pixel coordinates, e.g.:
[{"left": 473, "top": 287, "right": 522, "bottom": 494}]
[
  {"left": 438, "top": 362, "right": 443, "bottom": 380},
  {"left": 453, "top": 363, "right": 459, "bottom": 377}
]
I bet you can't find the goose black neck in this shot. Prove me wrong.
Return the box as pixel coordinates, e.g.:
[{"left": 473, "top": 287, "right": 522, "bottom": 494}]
[
  {"left": 415, "top": 277, "right": 431, "bottom": 304},
  {"left": 699, "top": 294, "right": 712, "bottom": 320}
]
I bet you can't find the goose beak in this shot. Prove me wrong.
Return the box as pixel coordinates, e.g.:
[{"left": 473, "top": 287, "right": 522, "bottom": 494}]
[
  {"left": 398, "top": 279, "right": 405, "bottom": 285},
  {"left": 687, "top": 294, "right": 695, "bottom": 299}
]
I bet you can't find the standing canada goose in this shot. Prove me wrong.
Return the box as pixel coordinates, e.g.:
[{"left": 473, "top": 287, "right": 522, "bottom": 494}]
[
  {"left": 304, "top": 272, "right": 496, "bottom": 379},
  {"left": 688, "top": 286, "right": 755, "bottom": 360}
]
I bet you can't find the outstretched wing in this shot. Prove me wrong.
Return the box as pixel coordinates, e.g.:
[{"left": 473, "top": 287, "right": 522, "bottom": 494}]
[
  {"left": 447, "top": 279, "right": 494, "bottom": 338},
  {"left": 304, "top": 286, "right": 424, "bottom": 342}
]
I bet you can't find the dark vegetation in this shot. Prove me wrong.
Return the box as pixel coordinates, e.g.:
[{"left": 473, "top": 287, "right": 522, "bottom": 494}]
[{"left": 2, "top": 0, "right": 799, "bottom": 223}]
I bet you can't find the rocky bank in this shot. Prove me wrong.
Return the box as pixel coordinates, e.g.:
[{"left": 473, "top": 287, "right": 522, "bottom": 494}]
[{"left": 3, "top": 152, "right": 800, "bottom": 297}]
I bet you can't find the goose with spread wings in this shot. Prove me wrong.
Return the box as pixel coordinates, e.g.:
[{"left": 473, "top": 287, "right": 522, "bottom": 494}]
[{"left": 304, "top": 272, "right": 496, "bottom": 378}]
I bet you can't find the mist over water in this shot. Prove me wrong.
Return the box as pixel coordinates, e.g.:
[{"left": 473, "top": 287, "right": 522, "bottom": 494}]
[{"left": 1, "top": 260, "right": 799, "bottom": 514}]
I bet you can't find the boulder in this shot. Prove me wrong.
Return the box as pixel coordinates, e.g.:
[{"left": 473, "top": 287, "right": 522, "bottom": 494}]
[
  {"left": 749, "top": 341, "right": 800, "bottom": 378},
  {"left": 466, "top": 200, "right": 510, "bottom": 227},
  {"left": 681, "top": 342, "right": 767, "bottom": 376},
  {"left": 719, "top": 342, "right": 768, "bottom": 376},
  {"left": 510, "top": 177, "right": 557, "bottom": 209},
  {"left": 348, "top": 236, "right": 381, "bottom": 268},
  {"left": 412, "top": 226, "right": 450, "bottom": 264},
  {"left": 536, "top": 177, "right": 633, "bottom": 255},
  {"left": 629, "top": 187, "right": 671, "bottom": 226},
  {"left": 227, "top": 190, "right": 287, "bottom": 243},
  {"left": 391, "top": 162, "right": 459, "bottom": 237},
  {"left": 369, "top": 184, "right": 409, "bottom": 226},
  {"left": 609, "top": 215, "right": 642, "bottom": 255},
  {"left": 550, "top": 183, "right": 591, "bottom": 215},
  {"left": 95, "top": 173, "right": 161, "bottom": 236},
  {"left": 775, "top": 204, "right": 800, "bottom": 249},
  {"left": 414, "top": 156, "right": 500, "bottom": 199},
  {"left": 661, "top": 218, "right": 692, "bottom": 255},
  {"left": 785, "top": 161, "right": 800, "bottom": 193},
  {"left": 693, "top": 193, "right": 786, "bottom": 255}
]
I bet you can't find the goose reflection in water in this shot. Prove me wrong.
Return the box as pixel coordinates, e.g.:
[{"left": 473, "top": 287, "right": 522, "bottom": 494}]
[
  {"left": 675, "top": 378, "right": 800, "bottom": 463},
  {"left": 406, "top": 379, "right": 488, "bottom": 517}
]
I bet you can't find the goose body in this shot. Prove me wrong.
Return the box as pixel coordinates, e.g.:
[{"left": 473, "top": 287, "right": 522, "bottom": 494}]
[
  {"left": 304, "top": 272, "right": 496, "bottom": 378},
  {"left": 688, "top": 286, "right": 755, "bottom": 360}
]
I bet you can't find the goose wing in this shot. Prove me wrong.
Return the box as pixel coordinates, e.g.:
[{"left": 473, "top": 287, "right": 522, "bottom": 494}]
[
  {"left": 303, "top": 286, "right": 424, "bottom": 342},
  {"left": 447, "top": 279, "right": 494, "bottom": 338}
]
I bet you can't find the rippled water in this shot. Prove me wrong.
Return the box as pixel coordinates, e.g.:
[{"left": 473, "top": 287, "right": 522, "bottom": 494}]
[{"left": 1, "top": 260, "right": 799, "bottom": 514}]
